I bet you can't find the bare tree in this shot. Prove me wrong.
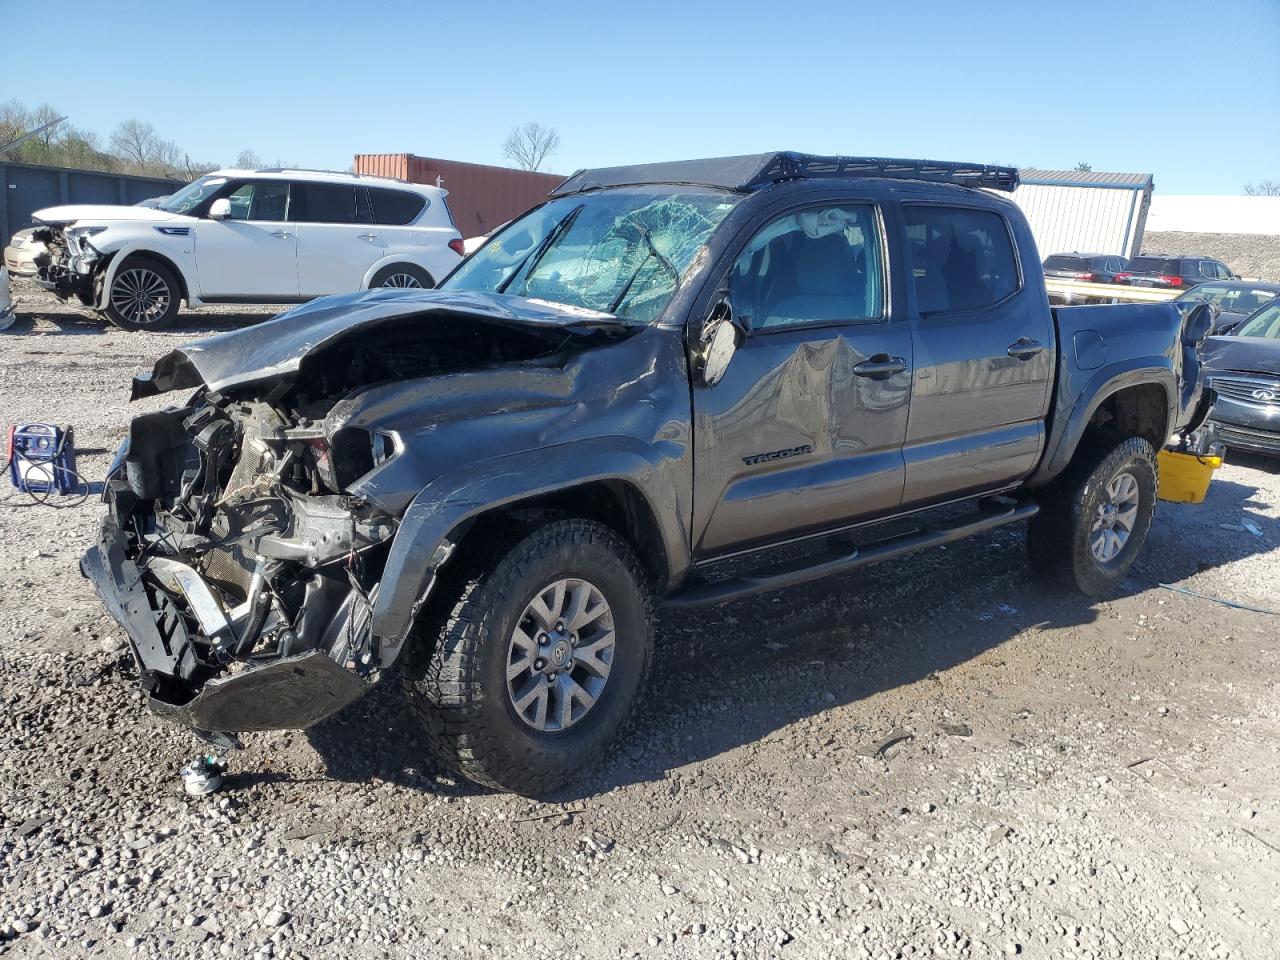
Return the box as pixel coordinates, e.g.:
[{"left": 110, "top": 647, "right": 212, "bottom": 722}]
[
  {"left": 31, "top": 104, "right": 63, "bottom": 149},
  {"left": 502, "top": 122, "right": 561, "bottom": 172},
  {"left": 236, "top": 149, "right": 262, "bottom": 170},
  {"left": 1244, "top": 180, "right": 1280, "bottom": 196},
  {"left": 110, "top": 119, "right": 159, "bottom": 168}
]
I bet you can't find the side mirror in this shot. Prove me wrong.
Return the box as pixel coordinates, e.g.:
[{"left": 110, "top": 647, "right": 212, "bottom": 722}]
[
  {"left": 1180, "top": 301, "right": 1215, "bottom": 348},
  {"left": 208, "top": 198, "right": 231, "bottom": 220},
  {"left": 693, "top": 296, "right": 746, "bottom": 387}
]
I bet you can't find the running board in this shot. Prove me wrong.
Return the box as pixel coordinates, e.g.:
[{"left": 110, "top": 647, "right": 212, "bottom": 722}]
[{"left": 664, "top": 503, "right": 1039, "bottom": 609}]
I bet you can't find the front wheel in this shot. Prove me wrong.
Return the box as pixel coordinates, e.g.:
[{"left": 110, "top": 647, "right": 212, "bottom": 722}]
[
  {"left": 104, "top": 257, "right": 182, "bottom": 330},
  {"left": 402, "top": 518, "right": 654, "bottom": 795},
  {"left": 1026, "top": 437, "right": 1159, "bottom": 595}
]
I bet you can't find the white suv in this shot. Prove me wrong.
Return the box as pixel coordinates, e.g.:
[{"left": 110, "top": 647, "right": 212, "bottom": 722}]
[{"left": 30, "top": 168, "right": 464, "bottom": 330}]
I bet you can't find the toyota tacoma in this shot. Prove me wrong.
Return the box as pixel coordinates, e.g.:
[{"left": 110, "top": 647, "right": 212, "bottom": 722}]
[{"left": 82, "top": 153, "right": 1216, "bottom": 794}]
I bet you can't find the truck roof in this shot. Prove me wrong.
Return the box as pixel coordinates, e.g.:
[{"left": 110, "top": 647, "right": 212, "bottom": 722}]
[{"left": 551, "top": 152, "right": 1019, "bottom": 198}]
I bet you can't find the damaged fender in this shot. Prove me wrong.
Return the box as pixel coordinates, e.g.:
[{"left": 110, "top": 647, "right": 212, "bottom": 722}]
[{"left": 372, "top": 435, "right": 690, "bottom": 666}]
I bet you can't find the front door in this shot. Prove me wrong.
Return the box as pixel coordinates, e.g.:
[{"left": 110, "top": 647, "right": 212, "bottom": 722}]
[
  {"left": 194, "top": 180, "right": 298, "bottom": 299},
  {"left": 692, "top": 200, "right": 913, "bottom": 557},
  {"left": 899, "top": 203, "right": 1054, "bottom": 505}
]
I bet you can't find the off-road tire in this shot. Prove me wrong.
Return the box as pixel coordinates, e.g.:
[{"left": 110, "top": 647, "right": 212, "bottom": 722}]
[
  {"left": 369, "top": 263, "right": 434, "bottom": 289},
  {"left": 402, "top": 519, "right": 654, "bottom": 795},
  {"left": 103, "top": 256, "right": 182, "bottom": 331},
  {"left": 1026, "top": 436, "right": 1159, "bottom": 595}
]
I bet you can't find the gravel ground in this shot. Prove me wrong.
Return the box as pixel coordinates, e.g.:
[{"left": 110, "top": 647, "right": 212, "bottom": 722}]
[
  {"left": 1, "top": 282, "right": 1278, "bottom": 960},
  {"left": 1141, "top": 232, "right": 1280, "bottom": 282}
]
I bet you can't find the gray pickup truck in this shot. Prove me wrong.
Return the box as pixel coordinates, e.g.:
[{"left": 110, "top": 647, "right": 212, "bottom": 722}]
[{"left": 83, "top": 153, "right": 1214, "bottom": 795}]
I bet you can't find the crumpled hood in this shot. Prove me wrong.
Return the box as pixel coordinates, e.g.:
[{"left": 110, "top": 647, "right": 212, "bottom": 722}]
[
  {"left": 1202, "top": 335, "right": 1280, "bottom": 377},
  {"left": 133, "top": 288, "right": 635, "bottom": 397},
  {"left": 33, "top": 204, "right": 184, "bottom": 226}
]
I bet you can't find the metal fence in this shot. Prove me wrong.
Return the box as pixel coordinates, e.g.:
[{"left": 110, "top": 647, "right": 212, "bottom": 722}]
[{"left": 0, "top": 161, "right": 182, "bottom": 247}]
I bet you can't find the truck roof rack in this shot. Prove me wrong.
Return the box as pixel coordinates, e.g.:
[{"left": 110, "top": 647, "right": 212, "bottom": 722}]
[
  {"left": 552, "top": 151, "right": 1019, "bottom": 197},
  {"left": 253, "top": 166, "right": 410, "bottom": 184}
]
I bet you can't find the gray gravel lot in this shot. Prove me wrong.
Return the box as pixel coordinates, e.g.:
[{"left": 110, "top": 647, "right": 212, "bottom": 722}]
[{"left": 1, "top": 282, "right": 1278, "bottom": 960}]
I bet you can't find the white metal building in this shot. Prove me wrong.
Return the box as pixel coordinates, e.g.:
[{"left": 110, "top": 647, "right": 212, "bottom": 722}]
[{"left": 1004, "top": 169, "right": 1154, "bottom": 260}]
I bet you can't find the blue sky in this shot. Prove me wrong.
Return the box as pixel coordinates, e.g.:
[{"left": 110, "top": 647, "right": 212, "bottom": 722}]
[{"left": 5, "top": 0, "right": 1278, "bottom": 194}]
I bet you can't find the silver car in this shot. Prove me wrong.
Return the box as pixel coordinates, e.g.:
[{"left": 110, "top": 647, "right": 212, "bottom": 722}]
[{"left": 3, "top": 227, "right": 44, "bottom": 277}]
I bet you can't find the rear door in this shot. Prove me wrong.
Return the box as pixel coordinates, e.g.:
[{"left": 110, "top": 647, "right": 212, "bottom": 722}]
[
  {"left": 691, "top": 194, "right": 912, "bottom": 556},
  {"left": 899, "top": 202, "right": 1053, "bottom": 505},
  {"left": 295, "top": 182, "right": 381, "bottom": 296},
  {"left": 193, "top": 180, "right": 298, "bottom": 299}
]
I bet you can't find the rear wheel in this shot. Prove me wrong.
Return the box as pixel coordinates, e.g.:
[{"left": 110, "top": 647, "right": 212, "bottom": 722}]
[
  {"left": 104, "top": 257, "right": 182, "bottom": 330},
  {"left": 1027, "top": 437, "right": 1158, "bottom": 595},
  {"left": 402, "top": 518, "right": 653, "bottom": 795},
  {"left": 370, "top": 263, "right": 433, "bottom": 289}
]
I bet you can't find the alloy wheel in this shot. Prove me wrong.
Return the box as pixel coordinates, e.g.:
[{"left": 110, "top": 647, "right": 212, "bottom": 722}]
[
  {"left": 381, "top": 273, "right": 423, "bottom": 288},
  {"left": 111, "top": 268, "right": 171, "bottom": 326},
  {"left": 506, "top": 578, "right": 615, "bottom": 733},
  {"left": 1090, "top": 470, "right": 1140, "bottom": 564}
]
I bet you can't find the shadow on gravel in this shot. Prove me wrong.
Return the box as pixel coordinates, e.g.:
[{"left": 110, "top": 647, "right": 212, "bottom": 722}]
[
  {"left": 302, "top": 471, "right": 1276, "bottom": 801},
  {"left": 8, "top": 310, "right": 108, "bottom": 335}
]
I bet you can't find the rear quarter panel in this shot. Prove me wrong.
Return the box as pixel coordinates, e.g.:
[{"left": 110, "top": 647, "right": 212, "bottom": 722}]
[{"left": 1031, "top": 302, "right": 1186, "bottom": 484}]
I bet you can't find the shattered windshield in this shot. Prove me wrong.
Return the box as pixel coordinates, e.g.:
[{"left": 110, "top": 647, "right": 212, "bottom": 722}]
[
  {"left": 156, "top": 175, "right": 227, "bottom": 214},
  {"left": 441, "top": 188, "right": 740, "bottom": 322}
]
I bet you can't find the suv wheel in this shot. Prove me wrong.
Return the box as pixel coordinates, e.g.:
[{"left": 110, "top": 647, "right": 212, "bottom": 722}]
[
  {"left": 104, "top": 257, "right": 182, "bottom": 330},
  {"left": 370, "top": 263, "right": 433, "bottom": 289},
  {"left": 403, "top": 518, "right": 653, "bottom": 795},
  {"left": 1026, "top": 437, "right": 1158, "bottom": 595}
]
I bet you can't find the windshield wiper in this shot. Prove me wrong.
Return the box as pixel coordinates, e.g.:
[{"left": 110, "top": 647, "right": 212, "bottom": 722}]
[
  {"left": 608, "top": 224, "right": 680, "bottom": 314},
  {"left": 498, "top": 204, "right": 584, "bottom": 295}
]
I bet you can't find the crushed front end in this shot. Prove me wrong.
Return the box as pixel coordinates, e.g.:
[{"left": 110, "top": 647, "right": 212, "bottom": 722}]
[
  {"left": 82, "top": 396, "right": 397, "bottom": 743},
  {"left": 79, "top": 291, "right": 637, "bottom": 744},
  {"left": 32, "top": 223, "right": 107, "bottom": 306}
]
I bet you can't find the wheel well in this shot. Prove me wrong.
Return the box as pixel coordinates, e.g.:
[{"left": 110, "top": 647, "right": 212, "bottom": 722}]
[
  {"left": 451, "top": 480, "right": 670, "bottom": 590},
  {"left": 110, "top": 251, "right": 190, "bottom": 302},
  {"left": 1081, "top": 384, "right": 1168, "bottom": 453}
]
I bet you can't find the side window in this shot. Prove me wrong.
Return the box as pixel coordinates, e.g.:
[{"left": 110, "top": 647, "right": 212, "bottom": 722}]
[
  {"left": 222, "top": 181, "right": 290, "bottom": 221},
  {"left": 296, "top": 184, "right": 361, "bottom": 224},
  {"left": 903, "top": 205, "right": 1019, "bottom": 314},
  {"left": 1215, "top": 262, "right": 1234, "bottom": 279},
  {"left": 368, "top": 187, "right": 427, "bottom": 226},
  {"left": 729, "top": 204, "right": 883, "bottom": 330}
]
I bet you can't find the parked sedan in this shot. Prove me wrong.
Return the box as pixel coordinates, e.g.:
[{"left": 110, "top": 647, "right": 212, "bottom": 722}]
[
  {"left": 1202, "top": 299, "right": 1280, "bottom": 456},
  {"left": 3, "top": 228, "right": 45, "bottom": 277},
  {"left": 1042, "top": 252, "right": 1128, "bottom": 284},
  {"left": 1177, "top": 281, "right": 1280, "bottom": 335}
]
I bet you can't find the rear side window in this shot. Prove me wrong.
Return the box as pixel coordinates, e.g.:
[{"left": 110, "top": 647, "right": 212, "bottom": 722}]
[
  {"left": 368, "top": 187, "right": 427, "bottom": 226},
  {"left": 904, "top": 206, "right": 1018, "bottom": 314},
  {"left": 1044, "top": 255, "right": 1088, "bottom": 271},
  {"left": 296, "top": 183, "right": 361, "bottom": 224}
]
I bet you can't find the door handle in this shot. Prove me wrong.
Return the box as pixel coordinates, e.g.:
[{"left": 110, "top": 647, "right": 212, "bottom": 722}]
[
  {"left": 356, "top": 233, "right": 379, "bottom": 241},
  {"left": 270, "top": 230, "right": 292, "bottom": 239},
  {"left": 852, "top": 355, "right": 908, "bottom": 379},
  {"left": 1007, "top": 338, "right": 1044, "bottom": 360}
]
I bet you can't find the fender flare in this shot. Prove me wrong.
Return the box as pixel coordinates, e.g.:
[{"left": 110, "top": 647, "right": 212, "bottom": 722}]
[
  {"left": 370, "top": 435, "right": 689, "bottom": 665},
  {"left": 1033, "top": 357, "right": 1177, "bottom": 485},
  {"left": 360, "top": 256, "right": 436, "bottom": 290},
  {"left": 94, "top": 244, "right": 195, "bottom": 310}
]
